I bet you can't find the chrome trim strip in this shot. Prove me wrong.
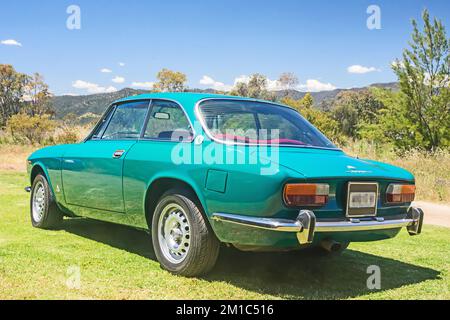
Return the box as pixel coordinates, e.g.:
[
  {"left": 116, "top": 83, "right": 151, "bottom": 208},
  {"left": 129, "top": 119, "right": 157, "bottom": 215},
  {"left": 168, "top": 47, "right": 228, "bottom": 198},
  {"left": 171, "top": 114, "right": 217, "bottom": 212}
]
[
  {"left": 315, "top": 218, "right": 416, "bottom": 232},
  {"left": 211, "top": 212, "right": 418, "bottom": 233},
  {"left": 194, "top": 97, "right": 341, "bottom": 151},
  {"left": 211, "top": 213, "right": 302, "bottom": 232},
  {"left": 139, "top": 99, "right": 153, "bottom": 138}
]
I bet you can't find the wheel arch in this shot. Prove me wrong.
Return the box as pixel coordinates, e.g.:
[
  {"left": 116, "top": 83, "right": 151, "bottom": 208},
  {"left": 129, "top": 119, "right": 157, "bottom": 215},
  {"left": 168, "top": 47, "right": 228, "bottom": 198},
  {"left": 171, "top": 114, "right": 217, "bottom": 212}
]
[
  {"left": 31, "top": 163, "right": 49, "bottom": 185},
  {"left": 144, "top": 176, "right": 208, "bottom": 229},
  {"left": 30, "top": 162, "right": 58, "bottom": 201}
]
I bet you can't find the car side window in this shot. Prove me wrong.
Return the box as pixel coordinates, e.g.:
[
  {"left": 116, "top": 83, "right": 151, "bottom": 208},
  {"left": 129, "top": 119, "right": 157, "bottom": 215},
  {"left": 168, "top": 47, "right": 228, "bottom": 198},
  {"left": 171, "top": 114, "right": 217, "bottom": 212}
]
[
  {"left": 102, "top": 101, "right": 149, "bottom": 140},
  {"left": 91, "top": 105, "right": 116, "bottom": 139},
  {"left": 144, "top": 100, "right": 193, "bottom": 142}
]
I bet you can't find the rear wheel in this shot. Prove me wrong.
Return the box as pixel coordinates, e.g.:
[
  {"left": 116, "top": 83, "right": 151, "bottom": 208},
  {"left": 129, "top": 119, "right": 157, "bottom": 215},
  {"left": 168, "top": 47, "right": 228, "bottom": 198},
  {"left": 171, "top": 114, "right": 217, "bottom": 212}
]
[
  {"left": 30, "top": 174, "right": 63, "bottom": 229},
  {"left": 152, "top": 190, "right": 220, "bottom": 277}
]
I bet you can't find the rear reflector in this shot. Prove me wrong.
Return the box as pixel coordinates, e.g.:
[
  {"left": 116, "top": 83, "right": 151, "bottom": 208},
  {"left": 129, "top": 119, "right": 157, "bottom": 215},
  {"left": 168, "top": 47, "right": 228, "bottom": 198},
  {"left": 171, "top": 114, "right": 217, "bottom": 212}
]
[
  {"left": 284, "top": 183, "right": 329, "bottom": 207},
  {"left": 386, "top": 184, "right": 416, "bottom": 203}
]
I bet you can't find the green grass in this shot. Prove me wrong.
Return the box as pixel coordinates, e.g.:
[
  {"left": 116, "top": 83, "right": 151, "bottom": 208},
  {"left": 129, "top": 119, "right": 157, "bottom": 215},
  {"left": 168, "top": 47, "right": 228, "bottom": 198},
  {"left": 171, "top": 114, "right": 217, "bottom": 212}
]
[{"left": 0, "top": 171, "right": 449, "bottom": 300}]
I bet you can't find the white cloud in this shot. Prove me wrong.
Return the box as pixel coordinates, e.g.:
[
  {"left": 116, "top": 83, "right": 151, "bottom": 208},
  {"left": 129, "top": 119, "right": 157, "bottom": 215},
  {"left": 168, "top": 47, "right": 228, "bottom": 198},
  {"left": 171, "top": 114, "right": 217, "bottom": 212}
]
[
  {"left": 112, "top": 76, "right": 125, "bottom": 84},
  {"left": 347, "top": 65, "right": 379, "bottom": 74},
  {"left": 1, "top": 39, "right": 22, "bottom": 46},
  {"left": 199, "top": 75, "right": 216, "bottom": 86},
  {"left": 297, "top": 79, "right": 336, "bottom": 92},
  {"left": 199, "top": 75, "right": 232, "bottom": 91},
  {"left": 100, "top": 68, "right": 112, "bottom": 73},
  {"left": 119, "top": 62, "right": 125, "bottom": 67},
  {"left": 130, "top": 81, "right": 154, "bottom": 89},
  {"left": 72, "top": 80, "right": 117, "bottom": 94}
]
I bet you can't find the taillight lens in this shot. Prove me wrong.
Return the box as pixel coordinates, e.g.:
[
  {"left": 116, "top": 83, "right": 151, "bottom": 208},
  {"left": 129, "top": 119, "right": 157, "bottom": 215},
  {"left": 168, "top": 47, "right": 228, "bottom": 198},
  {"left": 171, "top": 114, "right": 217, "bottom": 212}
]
[
  {"left": 386, "top": 184, "right": 416, "bottom": 203},
  {"left": 283, "top": 183, "right": 329, "bottom": 207}
]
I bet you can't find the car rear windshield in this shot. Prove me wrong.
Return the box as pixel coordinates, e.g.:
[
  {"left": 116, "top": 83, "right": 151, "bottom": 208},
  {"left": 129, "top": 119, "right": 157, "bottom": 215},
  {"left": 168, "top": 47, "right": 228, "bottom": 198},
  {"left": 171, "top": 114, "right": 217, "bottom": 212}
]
[{"left": 198, "top": 99, "right": 337, "bottom": 148}]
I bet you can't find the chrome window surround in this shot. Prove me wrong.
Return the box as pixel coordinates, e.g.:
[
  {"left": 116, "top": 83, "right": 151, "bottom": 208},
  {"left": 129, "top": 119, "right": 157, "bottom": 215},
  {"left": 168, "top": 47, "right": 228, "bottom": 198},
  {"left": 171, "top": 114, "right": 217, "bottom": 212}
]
[
  {"left": 141, "top": 98, "right": 196, "bottom": 143},
  {"left": 194, "top": 97, "right": 342, "bottom": 151},
  {"left": 100, "top": 100, "right": 153, "bottom": 141},
  {"left": 85, "top": 98, "right": 196, "bottom": 143}
]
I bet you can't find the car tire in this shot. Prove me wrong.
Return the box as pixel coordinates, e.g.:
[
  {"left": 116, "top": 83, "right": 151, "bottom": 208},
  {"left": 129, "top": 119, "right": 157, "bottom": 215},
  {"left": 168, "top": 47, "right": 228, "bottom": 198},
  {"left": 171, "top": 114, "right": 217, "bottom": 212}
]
[
  {"left": 151, "top": 190, "right": 220, "bottom": 277},
  {"left": 30, "top": 174, "right": 63, "bottom": 229}
]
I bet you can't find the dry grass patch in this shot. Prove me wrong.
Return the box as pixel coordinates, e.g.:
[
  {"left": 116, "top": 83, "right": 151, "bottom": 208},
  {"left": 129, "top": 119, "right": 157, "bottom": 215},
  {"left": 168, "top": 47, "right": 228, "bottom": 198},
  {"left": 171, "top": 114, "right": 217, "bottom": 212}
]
[
  {"left": 0, "top": 144, "right": 37, "bottom": 172},
  {"left": 345, "top": 141, "right": 450, "bottom": 203}
]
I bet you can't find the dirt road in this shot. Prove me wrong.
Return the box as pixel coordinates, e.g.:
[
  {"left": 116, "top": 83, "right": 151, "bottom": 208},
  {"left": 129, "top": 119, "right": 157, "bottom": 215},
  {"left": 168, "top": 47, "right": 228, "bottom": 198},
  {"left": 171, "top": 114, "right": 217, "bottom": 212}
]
[{"left": 414, "top": 201, "right": 450, "bottom": 228}]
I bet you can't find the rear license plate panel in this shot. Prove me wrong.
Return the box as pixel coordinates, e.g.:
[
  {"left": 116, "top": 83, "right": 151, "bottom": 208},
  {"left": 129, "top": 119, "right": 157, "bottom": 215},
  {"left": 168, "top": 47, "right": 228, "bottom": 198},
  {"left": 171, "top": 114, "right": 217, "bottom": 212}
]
[{"left": 346, "top": 182, "right": 379, "bottom": 217}]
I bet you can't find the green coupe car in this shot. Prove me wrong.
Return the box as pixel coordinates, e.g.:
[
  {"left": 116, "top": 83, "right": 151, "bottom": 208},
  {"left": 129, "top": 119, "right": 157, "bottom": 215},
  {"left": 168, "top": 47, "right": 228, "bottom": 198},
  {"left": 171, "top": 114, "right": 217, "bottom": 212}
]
[{"left": 26, "top": 93, "right": 424, "bottom": 276}]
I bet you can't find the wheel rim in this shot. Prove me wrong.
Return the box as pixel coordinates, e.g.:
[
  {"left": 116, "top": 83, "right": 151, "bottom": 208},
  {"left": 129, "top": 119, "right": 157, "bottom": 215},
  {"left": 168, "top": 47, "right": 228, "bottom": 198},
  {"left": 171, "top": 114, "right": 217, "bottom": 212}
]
[
  {"left": 157, "top": 203, "right": 191, "bottom": 264},
  {"left": 32, "top": 181, "right": 45, "bottom": 223}
]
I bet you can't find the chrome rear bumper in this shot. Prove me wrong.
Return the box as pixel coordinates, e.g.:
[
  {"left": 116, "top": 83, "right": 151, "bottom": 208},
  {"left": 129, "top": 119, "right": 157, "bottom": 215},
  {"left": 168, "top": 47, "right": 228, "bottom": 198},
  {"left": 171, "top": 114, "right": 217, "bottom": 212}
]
[{"left": 211, "top": 207, "right": 424, "bottom": 245}]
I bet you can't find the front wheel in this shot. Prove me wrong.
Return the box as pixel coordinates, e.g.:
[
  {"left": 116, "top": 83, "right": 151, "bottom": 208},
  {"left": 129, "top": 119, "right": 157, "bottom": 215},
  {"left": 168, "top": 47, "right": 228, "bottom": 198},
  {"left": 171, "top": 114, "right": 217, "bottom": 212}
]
[
  {"left": 151, "top": 191, "right": 220, "bottom": 277},
  {"left": 30, "top": 174, "right": 63, "bottom": 229}
]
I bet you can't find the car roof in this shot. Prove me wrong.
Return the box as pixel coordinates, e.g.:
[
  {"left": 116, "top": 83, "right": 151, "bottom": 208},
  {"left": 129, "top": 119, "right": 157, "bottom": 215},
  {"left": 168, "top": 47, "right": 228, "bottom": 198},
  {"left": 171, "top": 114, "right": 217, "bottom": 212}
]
[{"left": 114, "top": 92, "right": 266, "bottom": 110}]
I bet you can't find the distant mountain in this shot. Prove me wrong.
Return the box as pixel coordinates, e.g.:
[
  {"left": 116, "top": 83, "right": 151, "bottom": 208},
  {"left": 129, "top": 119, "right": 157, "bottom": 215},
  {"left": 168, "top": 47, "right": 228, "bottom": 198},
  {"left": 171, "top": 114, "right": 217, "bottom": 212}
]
[
  {"left": 51, "top": 82, "right": 399, "bottom": 119},
  {"left": 274, "top": 82, "right": 398, "bottom": 110},
  {"left": 52, "top": 88, "right": 149, "bottom": 118}
]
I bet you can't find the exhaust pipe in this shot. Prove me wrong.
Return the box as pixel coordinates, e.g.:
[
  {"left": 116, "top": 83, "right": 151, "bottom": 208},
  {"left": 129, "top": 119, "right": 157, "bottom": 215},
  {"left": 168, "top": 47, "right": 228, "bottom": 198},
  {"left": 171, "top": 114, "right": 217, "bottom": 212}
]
[{"left": 320, "top": 239, "right": 342, "bottom": 253}]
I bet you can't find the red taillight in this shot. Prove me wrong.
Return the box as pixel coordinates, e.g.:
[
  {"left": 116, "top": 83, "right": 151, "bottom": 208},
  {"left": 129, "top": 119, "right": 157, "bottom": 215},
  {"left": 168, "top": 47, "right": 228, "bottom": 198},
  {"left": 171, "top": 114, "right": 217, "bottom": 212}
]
[
  {"left": 283, "top": 183, "right": 329, "bottom": 207},
  {"left": 386, "top": 184, "right": 416, "bottom": 203}
]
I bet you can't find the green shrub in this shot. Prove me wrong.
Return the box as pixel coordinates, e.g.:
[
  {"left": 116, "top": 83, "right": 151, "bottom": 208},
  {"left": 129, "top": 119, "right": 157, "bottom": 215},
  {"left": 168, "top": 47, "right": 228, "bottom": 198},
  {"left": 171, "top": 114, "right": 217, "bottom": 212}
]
[
  {"left": 6, "top": 113, "right": 56, "bottom": 145},
  {"left": 54, "top": 129, "right": 80, "bottom": 145}
]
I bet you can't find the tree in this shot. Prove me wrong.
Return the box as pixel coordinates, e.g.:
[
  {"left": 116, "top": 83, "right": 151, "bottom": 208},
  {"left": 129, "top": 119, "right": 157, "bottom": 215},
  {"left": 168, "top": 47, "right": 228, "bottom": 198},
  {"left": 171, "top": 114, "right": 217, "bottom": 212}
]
[
  {"left": 392, "top": 9, "right": 449, "bottom": 149},
  {"left": 230, "top": 73, "right": 275, "bottom": 100},
  {"left": 331, "top": 101, "right": 358, "bottom": 137},
  {"left": 0, "top": 64, "right": 28, "bottom": 126},
  {"left": 281, "top": 95, "right": 343, "bottom": 145},
  {"left": 331, "top": 90, "right": 382, "bottom": 137},
  {"left": 247, "top": 73, "right": 268, "bottom": 98},
  {"left": 300, "top": 93, "right": 314, "bottom": 109},
  {"left": 278, "top": 72, "right": 299, "bottom": 97},
  {"left": 232, "top": 81, "right": 249, "bottom": 97},
  {"left": 24, "top": 73, "right": 54, "bottom": 117},
  {"left": 361, "top": 88, "right": 419, "bottom": 148},
  {"left": 153, "top": 68, "right": 187, "bottom": 92}
]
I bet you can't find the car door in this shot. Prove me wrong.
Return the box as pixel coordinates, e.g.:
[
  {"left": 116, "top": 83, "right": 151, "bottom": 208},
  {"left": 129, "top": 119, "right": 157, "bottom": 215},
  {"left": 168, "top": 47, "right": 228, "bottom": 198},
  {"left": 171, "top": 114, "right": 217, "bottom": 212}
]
[
  {"left": 62, "top": 100, "right": 150, "bottom": 212},
  {"left": 122, "top": 99, "right": 195, "bottom": 222}
]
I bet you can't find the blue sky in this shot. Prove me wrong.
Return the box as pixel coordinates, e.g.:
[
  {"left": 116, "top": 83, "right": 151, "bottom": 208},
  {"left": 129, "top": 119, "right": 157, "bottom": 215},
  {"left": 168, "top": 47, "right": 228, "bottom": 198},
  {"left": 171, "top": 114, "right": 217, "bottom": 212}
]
[{"left": 1, "top": 0, "right": 449, "bottom": 95}]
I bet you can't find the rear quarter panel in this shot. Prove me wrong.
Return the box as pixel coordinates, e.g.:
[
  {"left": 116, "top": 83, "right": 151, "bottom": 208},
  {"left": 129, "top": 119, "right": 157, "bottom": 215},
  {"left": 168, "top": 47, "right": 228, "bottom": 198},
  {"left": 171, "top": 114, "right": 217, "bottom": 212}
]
[{"left": 122, "top": 140, "right": 301, "bottom": 228}]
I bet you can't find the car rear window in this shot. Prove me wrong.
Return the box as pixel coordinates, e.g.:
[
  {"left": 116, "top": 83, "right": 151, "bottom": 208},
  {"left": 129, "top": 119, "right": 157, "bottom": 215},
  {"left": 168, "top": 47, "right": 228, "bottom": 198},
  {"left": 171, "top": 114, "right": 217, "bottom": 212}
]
[{"left": 198, "top": 99, "right": 336, "bottom": 148}]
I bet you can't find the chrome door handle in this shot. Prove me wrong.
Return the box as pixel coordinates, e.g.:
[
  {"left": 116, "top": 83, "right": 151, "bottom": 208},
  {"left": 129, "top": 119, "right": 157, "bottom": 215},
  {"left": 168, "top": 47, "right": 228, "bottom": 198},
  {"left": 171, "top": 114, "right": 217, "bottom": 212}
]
[{"left": 112, "top": 150, "right": 125, "bottom": 159}]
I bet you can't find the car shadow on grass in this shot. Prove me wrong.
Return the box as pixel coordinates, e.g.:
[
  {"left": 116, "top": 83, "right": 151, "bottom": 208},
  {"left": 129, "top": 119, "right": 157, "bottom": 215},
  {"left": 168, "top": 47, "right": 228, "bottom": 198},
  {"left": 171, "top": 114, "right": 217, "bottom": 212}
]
[
  {"left": 62, "top": 217, "right": 440, "bottom": 300},
  {"left": 62, "top": 217, "right": 156, "bottom": 260}
]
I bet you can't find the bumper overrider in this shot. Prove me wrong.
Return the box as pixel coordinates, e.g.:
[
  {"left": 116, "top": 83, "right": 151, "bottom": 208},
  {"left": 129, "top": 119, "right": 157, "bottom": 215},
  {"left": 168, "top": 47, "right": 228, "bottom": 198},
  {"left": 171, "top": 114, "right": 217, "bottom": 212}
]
[{"left": 211, "top": 207, "right": 424, "bottom": 245}]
